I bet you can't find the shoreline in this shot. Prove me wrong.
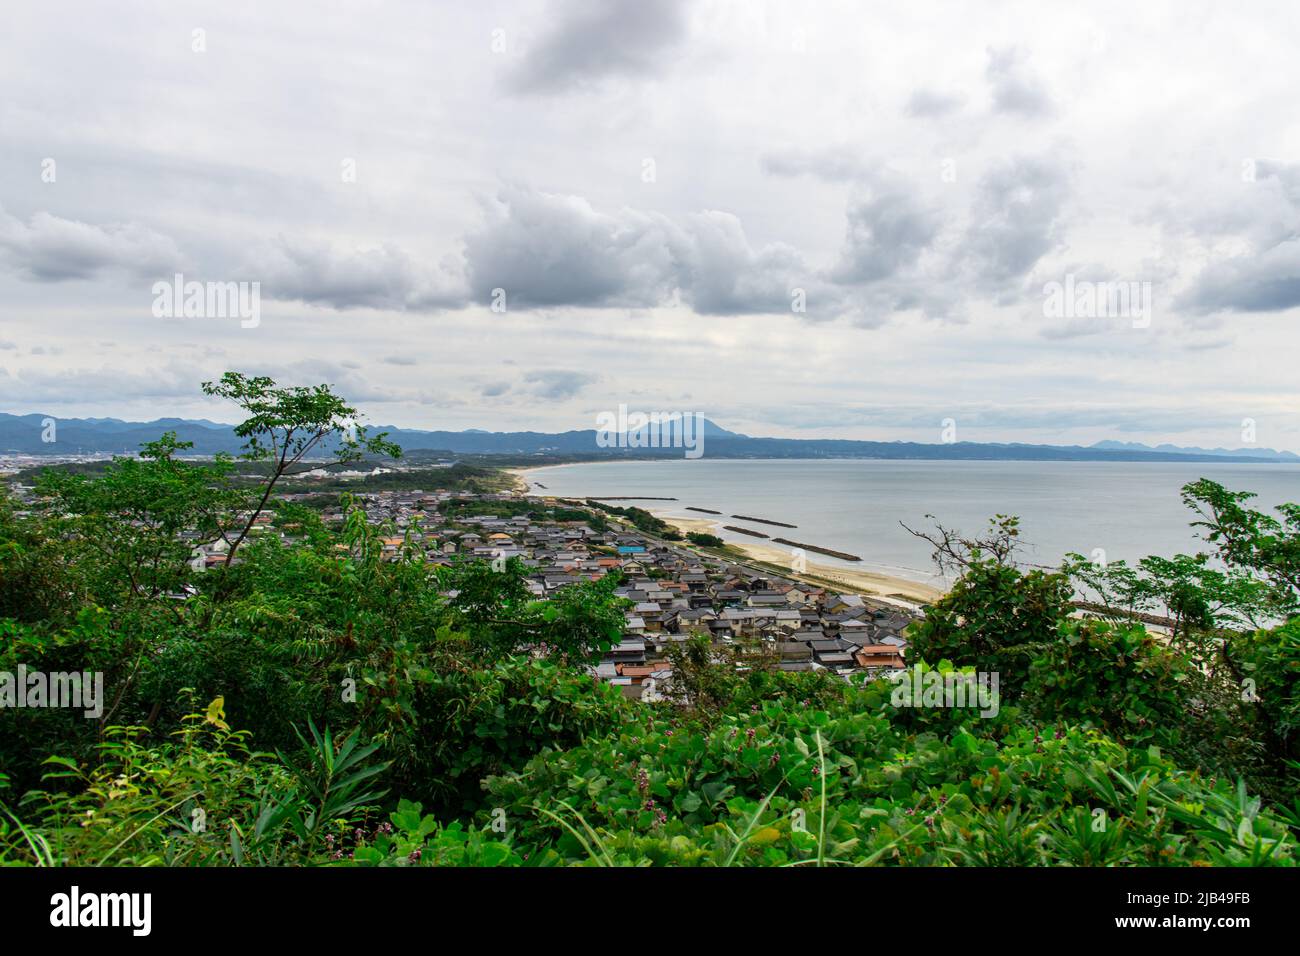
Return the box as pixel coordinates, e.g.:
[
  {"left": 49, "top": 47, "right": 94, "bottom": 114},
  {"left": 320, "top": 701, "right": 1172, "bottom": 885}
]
[
  {"left": 657, "top": 515, "right": 944, "bottom": 607},
  {"left": 502, "top": 467, "right": 534, "bottom": 494},
  {"left": 508, "top": 464, "right": 946, "bottom": 607}
]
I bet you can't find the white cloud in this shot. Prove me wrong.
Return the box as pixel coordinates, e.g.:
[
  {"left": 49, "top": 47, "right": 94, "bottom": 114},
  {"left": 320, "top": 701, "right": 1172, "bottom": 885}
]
[
  {"left": 0, "top": 0, "right": 1297, "bottom": 450},
  {"left": 251, "top": 235, "right": 468, "bottom": 311},
  {"left": 0, "top": 204, "right": 182, "bottom": 282}
]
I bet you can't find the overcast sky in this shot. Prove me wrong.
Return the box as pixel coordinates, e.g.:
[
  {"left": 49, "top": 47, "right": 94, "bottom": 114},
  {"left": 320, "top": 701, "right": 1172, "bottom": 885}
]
[{"left": 2, "top": 0, "right": 1299, "bottom": 450}]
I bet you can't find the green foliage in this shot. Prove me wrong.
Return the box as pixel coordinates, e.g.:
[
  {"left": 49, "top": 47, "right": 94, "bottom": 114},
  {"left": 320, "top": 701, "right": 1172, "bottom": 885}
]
[
  {"left": 687, "top": 531, "right": 726, "bottom": 548},
  {"left": 1064, "top": 550, "right": 1269, "bottom": 635},
  {"left": 481, "top": 682, "right": 1296, "bottom": 866},
  {"left": 202, "top": 372, "right": 400, "bottom": 469},
  {"left": 1182, "top": 479, "right": 1300, "bottom": 619},
  {"left": 907, "top": 558, "right": 1072, "bottom": 696},
  {"left": 439, "top": 497, "right": 599, "bottom": 527},
  {"left": 0, "top": 498, "right": 84, "bottom": 624},
  {"left": 585, "top": 500, "right": 682, "bottom": 539},
  {"left": 337, "top": 799, "right": 521, "bottom": 866},
  {"left": 1024, "top": 619, "right": 1190, "bottom": 749},
  {"left": 201, "top": 372, "right": 402, "bottom": 564},
  {"left": 441, "top": 558, "right": 627, "bottom": 663},
  {"left": 275, "top": 463, "right": 509, "bottom": 496},
  {"left": 1057, "top": 479, "right": 1300, "bottom": 799},
  {"left": 33, "top": 433, "right": 239, "bottom": 606},
  {"left": 442, "top": 556, "right": 534, "bottom": 630},
  {"left": 274, "top": 720, "right": 389, "bottom": 842},
  {"left": 2, "top": 701, "right": 293, "bottom": 866},
  {"left": 377, "top": 657, "right": 629, "bottom": 814},
  {"left": 662, "top": 632, "right": 845, "bottom": 718},
  {"left": 0, "top": 611, "right": 128, "bottom": 790},
  {"left": 1229, "top": 618, "right": 1300, "bottom": 774}
]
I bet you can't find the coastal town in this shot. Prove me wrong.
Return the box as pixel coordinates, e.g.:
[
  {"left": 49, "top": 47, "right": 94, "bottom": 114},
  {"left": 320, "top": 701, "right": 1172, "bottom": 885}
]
[
  {"left": 3, "top": 461, "right": 923, "bottom": 701},
  {"left": 186, "top": 486, "right": 922, "bottom": 702}
]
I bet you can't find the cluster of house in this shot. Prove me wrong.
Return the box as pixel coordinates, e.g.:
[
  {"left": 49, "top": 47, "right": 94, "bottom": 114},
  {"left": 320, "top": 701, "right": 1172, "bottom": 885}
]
[
  {"left": 343, "top": 490, "right": 915, "bottom": 700},
  {"left": 183, "top": 488, "right": 919, "bottom": 702},
  {"left": 9, "top": 464, "right": 923, "bottom": 699}
]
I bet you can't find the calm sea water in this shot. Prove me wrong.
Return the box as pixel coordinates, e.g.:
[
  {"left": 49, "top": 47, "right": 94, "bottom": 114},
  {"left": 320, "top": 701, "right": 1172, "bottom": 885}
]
[{"left": 523, "top": 459, "right": 1300, "bottom": 585}]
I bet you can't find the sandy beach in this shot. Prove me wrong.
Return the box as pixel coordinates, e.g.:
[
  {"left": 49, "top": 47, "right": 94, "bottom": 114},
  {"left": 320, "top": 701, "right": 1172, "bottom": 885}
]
[
  {"left": 502, "top": 467, "right": 535, "bottom": 494},
  {"left": 509, "top": 467, "right": 944, "bottom": 606},
  {"left": 655, "top": 514, "right": 944, "bottom": 607}
]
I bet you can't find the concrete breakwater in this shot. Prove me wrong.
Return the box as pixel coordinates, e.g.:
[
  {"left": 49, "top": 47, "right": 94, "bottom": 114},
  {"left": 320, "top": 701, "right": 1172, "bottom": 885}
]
[
  {"left": 724, "top": 525, "right": 770, "bottom": 538},
  {"left": 686, "top": 506, "right": 722, "bottom": 514},
  {"left": 771, "top": 537, "right": 862, "bottom": 562},
  {"left": 586, "top": 496, "right": 679, "bottom": 501},
  {"left": 730, "top": 514, "right": 797, "bottom": 528}
]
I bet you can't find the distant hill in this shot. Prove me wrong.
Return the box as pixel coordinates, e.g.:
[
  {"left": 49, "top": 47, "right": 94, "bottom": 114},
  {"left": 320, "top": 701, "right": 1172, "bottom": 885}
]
[
  {"left": 0, "top": 411, "right": 1292, "bottom": 463},
  {"left": 1090, "top": 440, "right": 1299, "bottom": 463}
]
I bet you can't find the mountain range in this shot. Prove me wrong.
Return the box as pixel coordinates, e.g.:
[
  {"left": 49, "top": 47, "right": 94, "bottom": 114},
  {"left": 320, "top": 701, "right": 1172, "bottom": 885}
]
[{"left": 0, "top": 412, "right": 1295, "bottom": 463}]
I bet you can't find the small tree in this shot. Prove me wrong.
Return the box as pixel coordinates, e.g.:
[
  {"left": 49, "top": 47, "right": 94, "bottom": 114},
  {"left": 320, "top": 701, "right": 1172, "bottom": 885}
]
[
  {"left": 1182, "top": 479, "right": 1300, "bottom": 618},
  {"left": 901, "top": 512, "right": 1026, "bottom": 576},
  {"left": 903, "top": 515, "right": 1073, "bottom": 695},
  {"left": 442, "top": 559, "right": 627, "bottom": 663},
  {"left": 202, "top": 373, "right": 401, "bottom": 564},
  {"left": 1063, "top": 551, "right": 1268, "bottom": 640},
  {"left": 35, "top": 432, "right": 240, "bottom": 605}
]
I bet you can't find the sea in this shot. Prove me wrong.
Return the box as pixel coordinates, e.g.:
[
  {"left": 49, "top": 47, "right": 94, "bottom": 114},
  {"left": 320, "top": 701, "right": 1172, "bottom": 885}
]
[{"left": 520, "top": 458, "right": 1300, "bottom": 586}]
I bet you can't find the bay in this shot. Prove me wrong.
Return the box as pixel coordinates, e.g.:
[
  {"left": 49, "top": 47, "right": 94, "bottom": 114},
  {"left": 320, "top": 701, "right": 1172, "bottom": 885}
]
[{"left": 519, "top": 459, "right": 1300, "bottom": 586}]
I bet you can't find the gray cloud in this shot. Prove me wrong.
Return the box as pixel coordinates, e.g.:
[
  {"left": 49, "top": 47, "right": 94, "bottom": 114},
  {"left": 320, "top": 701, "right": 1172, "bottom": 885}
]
[
  {"left": 985, "top": 46, "right": 1054, "bottom": 118},
  {"left": 227, "top": 359, "right": 464, "bottom": 408},
  {"left": 464, "top": 187, "right": 676, "bottom": 308},
  {"left": 1177, "top": 161, "right": 1300, "bottom": 314},
  {"left": 743, "top": 399, "right": 1251, "bottom": 437},
  {"left": 1179, "top": 240, "right": 1300, "bottom": 314},
  {"left": 1, "top": 1, "right": 1296, "bottom": 451},
  {"left": 463, "top": 186, "right": 813, "bottom": 315},
  {"left": 830, "top": 181, "right": 942, "bottom": 285},
  {"left": 251, "top": 235, "right": 467, "bottom": 311},
  {"left": 673, "top": 210, "right": 815, "bottom": 315},
  {"left": 963, "top": 157, "right": 1070, "bottom": 292},
  {"left": 507, "top": 0, "right": 689, "bottom": 94},
  {"left": 761, "top": 152, "right": 950, "bottom": 319},
  {"left": 0, "top": 358, "right": 212, "bottom": 405},
  {"left": 523, "top": 368, "right": 598, "bottom": 399},
  {"left": 0, "top": 204, "right": 182, "bottom": 282}
]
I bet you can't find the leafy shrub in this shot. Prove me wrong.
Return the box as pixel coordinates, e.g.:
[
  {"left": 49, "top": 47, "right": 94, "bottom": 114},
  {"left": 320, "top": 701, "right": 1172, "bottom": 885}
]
[
  {"left": 380, "top": 657, "right": 629, "bottom": 814},
  {"left": 2, "top": 700, "right": 292, "bottom": 866},
  {"left": 908, "top": 558, "right": 1073, "bottom": 696},
  {"left": 1024, "top": 619, "right": 1191, "bottom": 749},
  {"left": 1228, "top": 618, "right": 1300, "bottom": 780},
  {"left": 328, "top": 799, "right": 521, "bottom": 867},
  {"left": 481, "top": 683, "right": 1296, "bottom": 867},
  {"left": 687, "top": 532, "right": 726, "bottom": 548}
]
